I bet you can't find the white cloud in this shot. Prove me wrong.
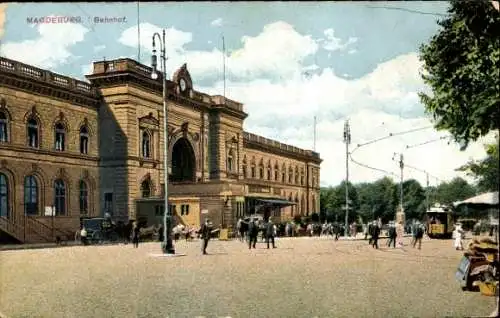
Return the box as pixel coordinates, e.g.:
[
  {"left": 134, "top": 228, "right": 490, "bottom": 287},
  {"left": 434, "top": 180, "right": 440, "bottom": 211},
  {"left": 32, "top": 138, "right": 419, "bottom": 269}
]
[
  {"left": 348, "top": 49, "right": 357, "bottom": 54},
  {"left": 118, "top": 21, "right": 318, "bottom": 82},
  {"left": 94, "top": 45, "right": 106, "bottom": 53},
  {"left": 210, "top": 18, "right": 223, "bottom": 27},
  {"left": 197, "top": 52, "right": 492, "bottom": 187},
  {"left": 0, "top": 19, "right": 88, "bottom": 69},
  {"left": 321, "top": 28, "right": 358, "bottom": 52}
]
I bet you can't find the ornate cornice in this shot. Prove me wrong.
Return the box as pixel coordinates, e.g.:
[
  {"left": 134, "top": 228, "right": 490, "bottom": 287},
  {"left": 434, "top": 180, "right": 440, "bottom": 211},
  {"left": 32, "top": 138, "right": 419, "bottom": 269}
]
[
  {"left": 243, "top": 132, "right": 322, "bottom": 164},
  {"left": 86, "top": 59, "right": 248, "bottom": 120},
  {"left": 0, "top": 57, "right": 100, "bottom": 109}
]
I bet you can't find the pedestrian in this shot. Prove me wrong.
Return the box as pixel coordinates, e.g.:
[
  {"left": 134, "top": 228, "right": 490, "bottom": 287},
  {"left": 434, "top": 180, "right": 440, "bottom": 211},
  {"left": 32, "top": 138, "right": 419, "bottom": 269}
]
[
  {"left": 248, "top": 218, "right": 258, "bottom": 249},
  {"left": 413, "top": 222, "right": 424, "bottom": 250},
  {"left": 371, "top": 221, "right": 380, "bottom": 249},
  {"left": 266, "top": 218, "right": 277, "bottom": 249},
  {"left": 387, "top": 223, "right": 397, "bottom": 248},
  {"left": 368, "top": 222, "right": 374, "bottom": 245},
  {"left": 132, "top": 222, "right": 140, "bottom": 248},
  {"left": 200, "top": 218, "right": 213, "bottom": 255},
  {"left": 80, "top": 226, "right": 88, "bottom": 246},
  {"left": 453, "top": 223, "right": 465, "bottom": 251}
]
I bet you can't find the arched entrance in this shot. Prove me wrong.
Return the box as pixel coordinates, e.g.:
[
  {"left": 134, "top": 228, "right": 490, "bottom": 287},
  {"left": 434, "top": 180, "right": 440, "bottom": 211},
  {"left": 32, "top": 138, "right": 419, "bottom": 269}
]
[{"left": 171, "top": 137, "right": 196, "bottom": 182}]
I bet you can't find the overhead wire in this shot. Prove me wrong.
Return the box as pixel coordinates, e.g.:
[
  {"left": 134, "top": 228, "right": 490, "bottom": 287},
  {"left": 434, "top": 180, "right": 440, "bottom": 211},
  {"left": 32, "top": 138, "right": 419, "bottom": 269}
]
[
  {"left": 364, "top": 5, "right": 447, "bottom": 17},
  {"left": 351, "top": 126, "right": 432, "bottom": 155}
]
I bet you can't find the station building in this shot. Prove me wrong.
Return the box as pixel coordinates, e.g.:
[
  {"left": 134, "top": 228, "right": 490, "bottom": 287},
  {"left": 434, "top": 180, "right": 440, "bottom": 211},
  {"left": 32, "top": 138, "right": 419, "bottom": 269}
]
[{"left": 0, "top": 56, "right": 321, "bottom": 243}]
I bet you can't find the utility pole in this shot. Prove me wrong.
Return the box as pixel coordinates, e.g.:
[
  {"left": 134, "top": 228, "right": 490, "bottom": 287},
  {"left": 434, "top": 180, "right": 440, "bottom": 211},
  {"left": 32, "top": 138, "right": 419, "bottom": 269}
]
[
  {"left": 425, "top": 172, "right": 430, "bottom": 211},
  {"left": 399, "top": 153, "right": 404, "bottom": 211},
  {"left": 343, "top": 119, "right": 351, "bottom": 236}
]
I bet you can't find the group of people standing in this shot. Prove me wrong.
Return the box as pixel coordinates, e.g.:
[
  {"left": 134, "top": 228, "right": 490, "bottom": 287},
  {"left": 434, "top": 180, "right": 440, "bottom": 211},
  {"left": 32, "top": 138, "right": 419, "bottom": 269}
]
[{"left": 236, "top": 217, "right": 277, "bottom": 249}]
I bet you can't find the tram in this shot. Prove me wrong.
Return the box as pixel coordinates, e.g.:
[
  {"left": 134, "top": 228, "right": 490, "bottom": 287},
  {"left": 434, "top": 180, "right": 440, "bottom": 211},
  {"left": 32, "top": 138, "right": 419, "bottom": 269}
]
[{"left": 425, "top": 204, "right": 455, "bottom": 239}]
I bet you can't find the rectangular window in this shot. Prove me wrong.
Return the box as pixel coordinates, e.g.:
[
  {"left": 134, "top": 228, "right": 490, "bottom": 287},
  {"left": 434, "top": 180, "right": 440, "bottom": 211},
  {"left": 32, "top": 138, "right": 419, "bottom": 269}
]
[
  {"left": 180, "top": 204, "right": 191, "bottom": 215},
  {"left": 168, "top": 204, "right": 176, "bottom": 215},
  {"left": 154, "top": 204, "right": 164, "bottom": 216},
  {"left": 104, "top": 192, "right": 113, "bottom": 215}
]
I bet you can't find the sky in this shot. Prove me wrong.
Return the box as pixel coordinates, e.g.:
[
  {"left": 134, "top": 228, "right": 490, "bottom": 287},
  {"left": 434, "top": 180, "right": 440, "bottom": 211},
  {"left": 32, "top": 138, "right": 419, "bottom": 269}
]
[{"left": 0, "top": 2, "right": 495, "bottom": 188}]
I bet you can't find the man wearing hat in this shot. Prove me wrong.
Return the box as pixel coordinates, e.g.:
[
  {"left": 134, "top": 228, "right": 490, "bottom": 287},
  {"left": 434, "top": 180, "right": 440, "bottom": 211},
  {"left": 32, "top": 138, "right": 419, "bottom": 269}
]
[
  {"left": 266, "top": 218, "right": 277, "bottom": 249},
  {"left": 200, "top": 218, "right": 213, "bottom": 255}
]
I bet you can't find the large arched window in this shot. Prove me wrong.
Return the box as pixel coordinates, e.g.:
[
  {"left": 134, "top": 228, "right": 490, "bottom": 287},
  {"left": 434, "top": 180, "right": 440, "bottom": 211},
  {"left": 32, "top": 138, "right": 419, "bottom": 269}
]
[
  {"left": 79, "top": 180, "right": 88, "bottom": 215},
  {"left": 274, "top": 163, "right": 279, "bottom": 181},
  {"left": 54, "top": 179, "right": 66, "bottom": 216},
  {"left": 54, "top": 123, "right": 66, "bottom": 151},
  {"left": 295, "top": 167, "right": 299, "bottom": 184},
  {"left": 141, "top": 130, "right": 151, "bottom": 158},
  {"left": 0, "top": 111, "right": 8, "bottom": 143},
  {"left": 27, "top": 118, "right": 39, "bottom": 148},
  {"left": 24, "top": 175, "right": 38, "bottom": 215},
  {"left": 0, "top": 173, "right": 8, "bottom": 217},
  {"left": 141, "top": 179, "right": 151, "bottom": 198},
  {"left": 288, "top": 167, "right": 293, "bottom": 183},
  {"left": 267, "top": 161, "right": 271, "bottom": 180},
  {"left": 281, "top": 164, "right": 286, "bottom": 183},
  {"left": 80, "top": 126, "right": 89, "bottom": 154}
]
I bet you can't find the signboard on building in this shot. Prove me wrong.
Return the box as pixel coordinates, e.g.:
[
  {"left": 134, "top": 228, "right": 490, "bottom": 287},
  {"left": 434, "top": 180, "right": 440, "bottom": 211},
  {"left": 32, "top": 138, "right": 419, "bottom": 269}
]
[
  {"left": 201, "top": 209, "right": 209, "bottom": 214},
  {"left": 44, "top": 206, "right": 55, "bottom": 216},
  {"left": 249, "top": 185, "right": 270, "bottom": 193}
]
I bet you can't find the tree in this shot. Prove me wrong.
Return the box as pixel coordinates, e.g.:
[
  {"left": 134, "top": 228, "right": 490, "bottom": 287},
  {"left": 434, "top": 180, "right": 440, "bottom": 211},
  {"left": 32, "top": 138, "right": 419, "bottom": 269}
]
[
  {"left": 401, "top": 179, "right": 426, "bottom": 220},
  {"left": 419, "top": 0, "right": 500, "bottom": 149},
  {"left": 333, "top": 181, "right": 359, "bottom": 224},
  {"left": 456, "top": 136, "right": 499, "bottom": 192},
  {"left": 434, "top": 177, "right": 477, "bottom": 205}
]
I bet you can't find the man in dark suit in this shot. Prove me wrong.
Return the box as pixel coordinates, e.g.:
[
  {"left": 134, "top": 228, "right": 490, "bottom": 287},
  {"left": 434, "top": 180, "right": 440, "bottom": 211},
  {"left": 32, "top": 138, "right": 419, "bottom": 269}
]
[
  {"left": 371, "top": 221, "right": 380, "bottom": 249},
  {"left": 387, "top": 224, "right": 397, "bottom": 248},
  {"left": 248, "top": 218, "right": 258, "bottom": 249},
  {"left": 200, "top": 218, "right": 213, "bottom": 255},
  {"left": 266, "top": 218, "right": 277, "bottom": 249}
]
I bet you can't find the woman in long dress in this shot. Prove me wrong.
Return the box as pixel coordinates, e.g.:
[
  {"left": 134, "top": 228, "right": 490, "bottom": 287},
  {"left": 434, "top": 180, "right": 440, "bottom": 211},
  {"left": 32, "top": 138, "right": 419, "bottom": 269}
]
[{"left": 453, "top": 223, "right": 465, "bottom": 250}]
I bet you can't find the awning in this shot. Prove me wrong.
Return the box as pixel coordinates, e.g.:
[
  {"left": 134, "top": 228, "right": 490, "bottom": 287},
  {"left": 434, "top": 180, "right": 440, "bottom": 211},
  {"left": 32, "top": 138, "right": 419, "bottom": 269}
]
[
  {"left": 453, "top": 191, "right": 499, "bottom": 207},
  {"left": 256, "top": 198, "right": 297, "bottom": 207}
]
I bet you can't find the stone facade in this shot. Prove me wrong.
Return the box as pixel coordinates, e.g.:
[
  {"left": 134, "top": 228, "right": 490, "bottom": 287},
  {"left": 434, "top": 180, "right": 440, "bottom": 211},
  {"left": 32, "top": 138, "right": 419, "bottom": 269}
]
[
  {"left": 0, "top": 56, "right": 321, "bottom": 243},
  {"left": 0, "top": 57, "right": 100, "bottom": 243}
]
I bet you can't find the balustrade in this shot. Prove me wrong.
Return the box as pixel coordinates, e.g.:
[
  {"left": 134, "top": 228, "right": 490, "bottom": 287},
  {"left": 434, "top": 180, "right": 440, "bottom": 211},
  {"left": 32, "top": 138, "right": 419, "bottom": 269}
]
[{"left": 0, "top": 56, "right": 97, "bottom": 97}]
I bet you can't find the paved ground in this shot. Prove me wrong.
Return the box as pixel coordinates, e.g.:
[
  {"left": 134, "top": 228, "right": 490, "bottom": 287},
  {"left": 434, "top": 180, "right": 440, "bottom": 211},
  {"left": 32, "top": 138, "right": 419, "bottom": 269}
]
[{"left": 0, "top": 236, "right": 496, "bottom": 318}]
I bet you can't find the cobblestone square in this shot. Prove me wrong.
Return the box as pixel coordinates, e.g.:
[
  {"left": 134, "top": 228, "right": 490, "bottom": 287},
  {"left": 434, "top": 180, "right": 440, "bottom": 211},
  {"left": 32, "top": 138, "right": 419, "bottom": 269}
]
[{"left": 0, "top": 237, "right": 496, "bottom": 318}]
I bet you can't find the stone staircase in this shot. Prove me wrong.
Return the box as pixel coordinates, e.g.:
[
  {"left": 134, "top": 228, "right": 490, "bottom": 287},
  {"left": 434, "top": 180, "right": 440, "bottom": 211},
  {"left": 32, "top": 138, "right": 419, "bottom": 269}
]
[{"left": 0, "top": 215, "right": 73, "bottom": 244}]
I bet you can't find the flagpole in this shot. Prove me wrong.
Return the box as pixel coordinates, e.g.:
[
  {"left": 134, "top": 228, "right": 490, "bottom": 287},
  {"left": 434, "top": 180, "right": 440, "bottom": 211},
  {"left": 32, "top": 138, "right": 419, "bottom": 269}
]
[
  {"left": 222, "top": 35, "right": 226, "bottom": 99},
  {"left": 137, "top": 1, "right": 141, "bottom": 62},
  {"left": 313, "top": 116, "right": 317, "bottom": 151}
]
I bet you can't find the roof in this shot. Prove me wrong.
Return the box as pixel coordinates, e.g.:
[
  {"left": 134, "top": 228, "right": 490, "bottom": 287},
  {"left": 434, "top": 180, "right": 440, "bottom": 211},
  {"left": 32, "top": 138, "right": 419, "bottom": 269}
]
[{"left": 454, "top": 192, "right": 499, "bottom": 207}]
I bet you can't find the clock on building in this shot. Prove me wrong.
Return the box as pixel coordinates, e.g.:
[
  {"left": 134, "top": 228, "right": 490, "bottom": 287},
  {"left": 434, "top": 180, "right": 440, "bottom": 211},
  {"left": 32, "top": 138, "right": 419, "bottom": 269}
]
[{"left": 179, "top": 78, "right": 187, "bottom": 92}]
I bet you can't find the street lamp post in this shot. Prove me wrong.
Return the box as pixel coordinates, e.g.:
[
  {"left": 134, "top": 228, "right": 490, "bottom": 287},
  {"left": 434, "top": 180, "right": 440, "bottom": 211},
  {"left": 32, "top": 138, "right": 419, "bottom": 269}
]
[
  {"left": 343, "top": 120, "right": 351, "bottom": 236},
  {"left": 151, "top": 29, "right": 175, "bottom": 254}
]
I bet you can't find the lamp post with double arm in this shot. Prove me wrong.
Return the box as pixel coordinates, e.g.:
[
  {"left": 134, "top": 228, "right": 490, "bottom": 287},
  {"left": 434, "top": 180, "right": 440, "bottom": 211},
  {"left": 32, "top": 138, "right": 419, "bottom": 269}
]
[{"left": 151, "top": 29, "right": 175, "bottom": 254}]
